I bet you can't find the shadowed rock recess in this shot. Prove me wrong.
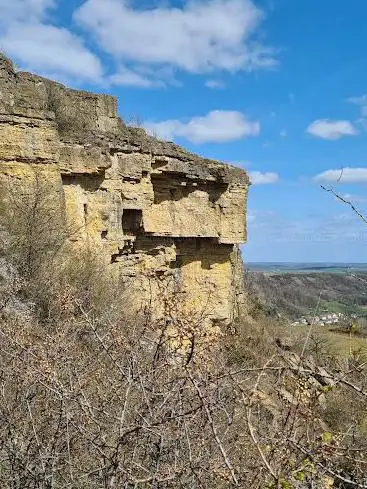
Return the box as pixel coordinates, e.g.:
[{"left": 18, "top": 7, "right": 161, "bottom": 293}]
[{"left": 0, "top": 53, "right": 249, "bottom": 325}]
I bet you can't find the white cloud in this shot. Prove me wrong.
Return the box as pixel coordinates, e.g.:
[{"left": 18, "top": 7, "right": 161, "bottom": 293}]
[
  {"left": 348, "top": 94, "right": 367, "bottom": 120},
  {"left": 0, "top": 0, "right": 278, "bottom": 88},
  {"left": 75, "top": 0, "right": 277, "bottom": 74},
  {"left": 1, "top": 23, "right": 103, "bottom": 82},
  {"left": 0, "top": 0, "right": 55, "bottom": 24},
  {"left": 236, "top": 160, "right": 252, "bottom": 168},
  {"left": 348, "top": 94, "right": 367, "bottom": 105},
  {"left": 314, "top": 167, "right": 367, "bottom": 184},
  {"left": 109, "top": 67, "right": 164, "bottom": 88},
  {"left": 248, "top": 209, "right": 367, "bottom": 247},
  {"left": 0, "top": 0, "right": 103, "bottom": 83},
  {"left": 144, "top": 110, "right": 260, "bottom": 144},
  {"left": 205, "top": 79, "right": 225, "bottom": 89},
  {"left": 306, "top": 119, "right": 358, "bottom": 140},
  {"left": 343, "top": 194, "right": 367, "bottom": 203},
  {"left": 249, "top": 171, "right": 279, "bottom": 184},
  {"left": 356, "top": 118, "right": 367, "bottom": 131}
]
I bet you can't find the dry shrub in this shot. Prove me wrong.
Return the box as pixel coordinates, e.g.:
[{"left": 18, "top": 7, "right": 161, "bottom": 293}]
[
  {"left": 0, "top": 265, "right": 366, "bottom": 488},
  {"left": 0, "top": 169, "right": 115, "bottom": 322},
  {"left": 2, "top": 295, "right": 366, "bottom": 488},
  {"left": 0, "top": 171, "right": 366, "bottom": 488}
]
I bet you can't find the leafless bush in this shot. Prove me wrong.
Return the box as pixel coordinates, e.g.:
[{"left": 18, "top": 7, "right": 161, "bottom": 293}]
[
  {"left": 0, "top": 171, "right": 366, "bottom": 488},
  {"left": 0, "top": 282, "right": 366, "bottom": 488},
  {"left": 46, "top": 86, "right": 88, "bottom": 136},
  {"left": 0, "top": 169, "right": 108, "bottom": 320},
  {"left": 0, "top": 169, "right": 67, "bottom": 279}
]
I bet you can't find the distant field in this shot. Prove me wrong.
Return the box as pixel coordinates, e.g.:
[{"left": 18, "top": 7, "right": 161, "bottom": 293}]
[{"left": 280, "top": 324, "right": 367, "bottom": 358}]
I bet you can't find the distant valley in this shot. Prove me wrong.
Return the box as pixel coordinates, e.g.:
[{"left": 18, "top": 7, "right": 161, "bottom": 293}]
[{"left": 245, "top": 265, "right": 367, "bottom": 320}]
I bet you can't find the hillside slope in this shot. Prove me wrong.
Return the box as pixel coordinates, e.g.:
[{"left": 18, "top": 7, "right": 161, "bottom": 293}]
[{"left": 245, "top": 270, "right": 367, "bottom": 319}]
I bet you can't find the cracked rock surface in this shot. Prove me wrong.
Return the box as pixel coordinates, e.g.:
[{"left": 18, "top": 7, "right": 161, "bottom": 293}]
[{"left": 0, "top": 53, "right": 249, "bottom": 325}]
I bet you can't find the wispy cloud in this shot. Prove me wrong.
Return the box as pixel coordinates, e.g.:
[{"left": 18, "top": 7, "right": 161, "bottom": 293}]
[
  {"left": 314, "top": 167, "right": 367, "bottom": 184},
  {"left": 306, "top": 119, "right": 358, "bottom": 140},
  {"left": 205, "top": 79, "right": 225, "bottom": 89},
  {"left": 248, "top": 210, "right": 367, "bottom": 245},
  {"left": 249, "top": 171, "right": 279, "bottom": 184},
  {"left": 347, "top": 94, "right": 367, "bottom": 117},
  {"left": 144, "top": 110, "right": 260, "bottom": 144},
  {"left": 108, "top": 67, "right": 165, "bottom": 88},
  {"left": 343, "top": 193, "right": 367, "bottom": 203},
  {"left": 288, "top": 92, "right": 295, "bottom": 103}
]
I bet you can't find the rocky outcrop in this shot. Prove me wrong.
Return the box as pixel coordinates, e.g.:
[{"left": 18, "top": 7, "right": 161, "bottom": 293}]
[{"left": 0, "top": 53, "right": 249, "bottom": 325}]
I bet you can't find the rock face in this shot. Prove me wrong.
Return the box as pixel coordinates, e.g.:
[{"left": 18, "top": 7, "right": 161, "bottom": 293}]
[{"left": 0, "top": 53, "right": 249, "bottom": 325}]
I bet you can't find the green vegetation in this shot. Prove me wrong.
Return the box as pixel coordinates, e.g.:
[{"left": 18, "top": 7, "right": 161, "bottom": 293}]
[
  {"left": 245, "top": 270, "right": 367, "bottom": 319},
  {"left": 320, "top": 299, "right": 367, "bottom": 316}
]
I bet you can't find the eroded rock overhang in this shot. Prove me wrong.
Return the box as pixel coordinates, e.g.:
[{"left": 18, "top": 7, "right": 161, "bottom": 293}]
[{"left": 0, "top": 53, "right": 249, "bottom": 324}]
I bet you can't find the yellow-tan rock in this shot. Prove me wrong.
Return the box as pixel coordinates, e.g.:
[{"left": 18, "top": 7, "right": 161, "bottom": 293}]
[{"left": 0, "top": 53, "right": 249, "bottom": 325}]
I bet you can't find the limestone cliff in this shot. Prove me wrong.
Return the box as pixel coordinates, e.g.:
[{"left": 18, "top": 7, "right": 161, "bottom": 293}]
[{"left": 0, "top": 53, "right": 249, "bottom": 325}]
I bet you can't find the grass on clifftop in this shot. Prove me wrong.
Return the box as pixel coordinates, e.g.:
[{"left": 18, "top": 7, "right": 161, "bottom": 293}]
[{"left": 279, "top": 323, "right": 367, "bottom": 358}]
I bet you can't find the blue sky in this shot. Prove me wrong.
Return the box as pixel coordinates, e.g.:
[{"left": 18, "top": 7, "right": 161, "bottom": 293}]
[{"left": 1, "top": 0, "right": 367, "bottom": 262}]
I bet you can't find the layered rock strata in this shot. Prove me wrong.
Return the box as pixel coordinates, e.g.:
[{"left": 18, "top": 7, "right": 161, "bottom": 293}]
[{"left": 0, "top": 53, "right": 249, "bottom": 325}]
